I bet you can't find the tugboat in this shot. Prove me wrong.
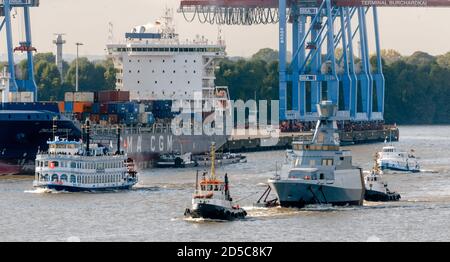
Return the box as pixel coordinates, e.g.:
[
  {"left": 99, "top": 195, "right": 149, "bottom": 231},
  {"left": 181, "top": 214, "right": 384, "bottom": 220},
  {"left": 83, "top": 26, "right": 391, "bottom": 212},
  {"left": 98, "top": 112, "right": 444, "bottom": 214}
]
[
  {"left": 33, "top": 120, "right": 138, "bottom": 192},
  {"left": 268, "top": 101, "right": 365, "bottom": 208},
  {"left": 184, "top": 143, "right": 247, "bottom": 221},
  {"left": 377, "top": 145, "right": 420, "bottom": 173},
  {"left": 365, "top": 154, "right": 401, "bottom": 202}
]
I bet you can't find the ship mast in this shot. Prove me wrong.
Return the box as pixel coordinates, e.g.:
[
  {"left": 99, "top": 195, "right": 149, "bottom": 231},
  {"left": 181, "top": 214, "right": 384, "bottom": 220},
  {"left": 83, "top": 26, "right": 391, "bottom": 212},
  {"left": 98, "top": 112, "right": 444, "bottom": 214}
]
[{"left": 210, "top": 142, "right": 216, "bottom": 180}]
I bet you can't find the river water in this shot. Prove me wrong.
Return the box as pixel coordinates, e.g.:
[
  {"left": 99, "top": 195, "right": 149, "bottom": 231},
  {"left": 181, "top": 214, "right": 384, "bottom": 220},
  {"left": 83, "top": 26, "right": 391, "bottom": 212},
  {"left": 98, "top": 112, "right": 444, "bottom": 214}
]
[{"left": 1, "top": 126, "right": 449, "bottom": 242}]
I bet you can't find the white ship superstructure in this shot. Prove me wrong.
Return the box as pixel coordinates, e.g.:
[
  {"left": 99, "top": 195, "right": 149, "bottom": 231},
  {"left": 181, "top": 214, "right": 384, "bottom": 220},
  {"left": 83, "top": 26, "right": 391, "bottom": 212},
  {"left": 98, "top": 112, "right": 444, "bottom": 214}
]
[{"left": 107, "top": 8, "right": 226, "bottom": 102}]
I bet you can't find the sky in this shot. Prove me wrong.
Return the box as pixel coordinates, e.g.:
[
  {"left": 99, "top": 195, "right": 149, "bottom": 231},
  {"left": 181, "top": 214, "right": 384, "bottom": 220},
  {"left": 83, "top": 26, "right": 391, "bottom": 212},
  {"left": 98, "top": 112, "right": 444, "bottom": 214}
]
[{"left": 1, "top": 0, "right": 450, "bottom": 59}]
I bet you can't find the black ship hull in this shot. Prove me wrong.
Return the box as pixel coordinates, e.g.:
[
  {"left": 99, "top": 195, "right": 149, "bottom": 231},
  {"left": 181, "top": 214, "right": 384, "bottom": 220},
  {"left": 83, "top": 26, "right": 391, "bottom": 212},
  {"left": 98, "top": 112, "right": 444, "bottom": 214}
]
[
  {"left": 184, "top": 203, "right": 247, "bottom": 221},
  {"left": 365, "top": 189, "right": 401, "bottom": 202},
  {"left": 0, "top": 120, "right": 228, "bottom": 175},
  {"left": 0, "top": 116, "right": 81, "bottom": 175}
]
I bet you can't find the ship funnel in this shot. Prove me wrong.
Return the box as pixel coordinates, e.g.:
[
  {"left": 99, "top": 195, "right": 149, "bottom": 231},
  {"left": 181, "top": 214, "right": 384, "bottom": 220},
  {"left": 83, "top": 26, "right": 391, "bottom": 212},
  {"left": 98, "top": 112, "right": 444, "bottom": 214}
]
[{"left": 317, "top": 100, "right": 337, "bottom": 119}]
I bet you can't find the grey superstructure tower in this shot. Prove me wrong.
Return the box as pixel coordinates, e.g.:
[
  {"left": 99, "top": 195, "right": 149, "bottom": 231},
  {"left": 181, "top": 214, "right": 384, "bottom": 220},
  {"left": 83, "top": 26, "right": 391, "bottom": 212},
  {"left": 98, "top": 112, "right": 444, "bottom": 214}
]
[{"left": 53, "top": 34, "right": 66, "bottom": 82}]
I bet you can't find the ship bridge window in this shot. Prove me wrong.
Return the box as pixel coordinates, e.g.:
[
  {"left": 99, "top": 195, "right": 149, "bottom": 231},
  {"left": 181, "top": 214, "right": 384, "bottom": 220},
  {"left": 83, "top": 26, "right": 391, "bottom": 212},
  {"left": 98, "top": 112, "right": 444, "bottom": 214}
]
[{"left": 322, "top": 159, "right": 334, "bottom": 166}]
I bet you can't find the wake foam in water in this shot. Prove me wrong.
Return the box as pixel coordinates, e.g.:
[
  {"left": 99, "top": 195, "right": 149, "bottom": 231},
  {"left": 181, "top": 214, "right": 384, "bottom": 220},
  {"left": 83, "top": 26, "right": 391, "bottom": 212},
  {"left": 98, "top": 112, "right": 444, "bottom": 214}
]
[
  {"left": 24, "top": 188, "right": 63, "bottom": 194},
  {"left": 132, "top": 185, "right": 161, "bottom": 192},
  {"left": 182, "top": 217, "right": 229, "bottom": 223}
]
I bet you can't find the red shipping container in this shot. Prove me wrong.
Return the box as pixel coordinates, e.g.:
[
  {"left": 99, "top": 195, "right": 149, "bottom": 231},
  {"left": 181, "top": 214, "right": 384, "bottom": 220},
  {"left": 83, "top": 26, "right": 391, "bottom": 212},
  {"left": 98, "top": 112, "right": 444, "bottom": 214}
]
[
  {"left": 98, "top": 90, "right": 130, "bottom": 103},
  {"left": 73, "top": 102, "right": 93, "bottom": 113},
  {"left": 89, "top": 114, "right": 100, "bottom": 123},
  {"left": 108, "top": 114, "right": 118, "bottom": 124},
  {"left": 58, "top": 102, "right": 65, "bottom": 113},
  {"left": 99, "top": 103, "right": 108, "bottom": 114}
]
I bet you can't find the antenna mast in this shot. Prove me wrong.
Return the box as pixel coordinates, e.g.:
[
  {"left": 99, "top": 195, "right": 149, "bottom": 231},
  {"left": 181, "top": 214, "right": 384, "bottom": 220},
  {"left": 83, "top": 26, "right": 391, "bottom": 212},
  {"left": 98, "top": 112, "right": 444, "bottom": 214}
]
[{"left": 210, "top": 143, "right": 216, "bottom": 180}]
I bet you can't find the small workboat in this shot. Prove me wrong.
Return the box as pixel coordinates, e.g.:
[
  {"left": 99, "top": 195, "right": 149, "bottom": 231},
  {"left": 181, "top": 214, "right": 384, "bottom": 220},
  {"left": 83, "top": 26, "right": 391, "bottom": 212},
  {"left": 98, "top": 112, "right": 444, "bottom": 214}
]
[
  {"left": 194, "top": 152, "right": 247, "bottom": 167},
  {"left": 365, "top": 154, "right": 401, "bottom": 202},
  {"left": 156, "top": 152, "right": 197, "bottom": 168},
  {"left": 377, "top": 145, "right": 420, "bottom": 173},
  {"left": 33, "top": 121, "right": 138, "bottom": 192},
  {"left": 184, "top": 143, "right": 247, "bottom": 221}
]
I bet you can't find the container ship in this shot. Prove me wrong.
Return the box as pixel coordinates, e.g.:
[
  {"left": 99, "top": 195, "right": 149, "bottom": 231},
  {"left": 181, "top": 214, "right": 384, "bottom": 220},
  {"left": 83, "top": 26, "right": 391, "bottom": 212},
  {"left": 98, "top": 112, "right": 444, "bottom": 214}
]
[
  {"left": 0, "top": 9, "right": 230, "bottom": 174},
  {"left": 0, "top": 89, "right": 82, "bottom": 174}
]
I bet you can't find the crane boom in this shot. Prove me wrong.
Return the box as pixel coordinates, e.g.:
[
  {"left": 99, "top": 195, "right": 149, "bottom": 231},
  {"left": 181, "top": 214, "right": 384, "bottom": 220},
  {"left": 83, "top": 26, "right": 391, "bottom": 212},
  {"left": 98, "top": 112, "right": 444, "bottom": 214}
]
[{"left": 180, "top": 0, "right": 450, "bottom": 7}]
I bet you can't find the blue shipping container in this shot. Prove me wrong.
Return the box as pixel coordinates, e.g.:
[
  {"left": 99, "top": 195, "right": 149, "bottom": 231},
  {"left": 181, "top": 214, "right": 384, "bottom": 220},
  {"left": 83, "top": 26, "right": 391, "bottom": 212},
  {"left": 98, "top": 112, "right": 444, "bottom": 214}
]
[
  {"left": 64, "top": 102, "right": 74, "bottom": 113},
  {"left": 92, "top": 103, "right": 100, "bottom": 114}
]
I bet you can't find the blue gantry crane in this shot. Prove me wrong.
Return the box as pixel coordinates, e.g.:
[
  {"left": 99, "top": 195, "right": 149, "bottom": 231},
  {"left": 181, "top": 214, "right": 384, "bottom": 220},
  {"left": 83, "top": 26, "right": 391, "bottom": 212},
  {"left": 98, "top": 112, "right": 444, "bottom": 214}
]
[
  {"left": 1, "top": 0, "right": 39, "bottom": 100},
  {"left": 179, "top": 0, "right": 450, "bottom": 122}
]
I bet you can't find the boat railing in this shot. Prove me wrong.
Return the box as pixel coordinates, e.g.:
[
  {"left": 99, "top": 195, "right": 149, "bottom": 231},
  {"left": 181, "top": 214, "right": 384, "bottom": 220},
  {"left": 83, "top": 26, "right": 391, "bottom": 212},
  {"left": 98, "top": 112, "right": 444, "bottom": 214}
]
[{"left": 90, "top": 123, "right": 173, "bottom": 136}]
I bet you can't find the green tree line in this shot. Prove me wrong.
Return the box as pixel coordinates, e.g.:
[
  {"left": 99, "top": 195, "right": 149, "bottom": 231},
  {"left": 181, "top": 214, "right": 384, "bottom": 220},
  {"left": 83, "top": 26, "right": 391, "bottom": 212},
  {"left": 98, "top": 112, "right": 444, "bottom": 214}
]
[
  {"left": 2, "top": 48, "right": 449, "bottom": 124},
  {"left": 1, "top": 53, "right": 115, "bottom": 101}
]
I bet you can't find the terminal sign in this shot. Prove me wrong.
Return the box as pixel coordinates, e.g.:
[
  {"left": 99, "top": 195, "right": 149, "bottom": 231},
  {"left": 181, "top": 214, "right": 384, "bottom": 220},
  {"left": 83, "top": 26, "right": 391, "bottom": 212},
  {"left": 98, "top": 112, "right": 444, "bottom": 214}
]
[
  {"left": 299, "top": 8, "right": 318, "bottom": 15},
  {"left": 300, "top": 75, "right": 317, "bottom": 81}
]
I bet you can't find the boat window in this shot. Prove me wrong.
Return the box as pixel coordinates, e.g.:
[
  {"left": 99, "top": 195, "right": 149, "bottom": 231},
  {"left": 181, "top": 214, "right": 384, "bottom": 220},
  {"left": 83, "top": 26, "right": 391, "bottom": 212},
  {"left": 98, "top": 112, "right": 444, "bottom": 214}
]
[
  {"left": 44, "top": 174, "right": 49, "bottom": 181},
  {"left": 44, "top": 161, "right": 49, "bottom": 167},
  {"left": 320, "top": 173, "right": 324, "bottom": 180},
  {"left": 52, "top": 174, "right": 59, "bottom": 182},
  {"left": 322, "top": 159, "right": 334, "bottom": 166},
  {"left": 77, "top": 176, "right": 80, "bottom": 184},
  {"left": 60, "top": 174, "right": 68, "bottom": 182}
]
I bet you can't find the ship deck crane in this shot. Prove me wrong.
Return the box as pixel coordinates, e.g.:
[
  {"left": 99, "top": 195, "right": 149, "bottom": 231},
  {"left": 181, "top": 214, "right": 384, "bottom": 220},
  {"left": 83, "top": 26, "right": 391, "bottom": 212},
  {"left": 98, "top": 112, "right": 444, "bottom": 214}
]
[
  {"left": 179, "top": 0, "right": 450, "bottom": 121},
  {"left": 1, "top": 0, "right": 39, "bottom": 100}
]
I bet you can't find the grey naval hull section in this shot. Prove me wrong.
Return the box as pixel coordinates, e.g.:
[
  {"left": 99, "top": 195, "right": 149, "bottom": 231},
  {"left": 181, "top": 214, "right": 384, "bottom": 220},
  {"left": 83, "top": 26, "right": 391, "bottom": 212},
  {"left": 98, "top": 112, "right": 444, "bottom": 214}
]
[{"left": 269, "top": 178, "right": 365, "bottom": 208}]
